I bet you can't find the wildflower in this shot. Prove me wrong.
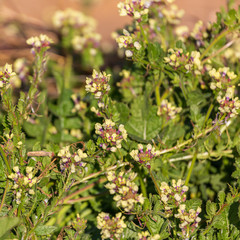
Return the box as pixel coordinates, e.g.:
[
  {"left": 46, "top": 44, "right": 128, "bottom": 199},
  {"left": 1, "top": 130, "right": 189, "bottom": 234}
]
[
  {"left": 71, "top": 93, "right": 87, "bottom": 113},
  {"left": 0, "top": 63, "right": 16, "bottom": 89},
  {"left": 58, "top": 146, "right": 87, "bottom": 173},
  {"left": 52, "top": 9, "right": 101, "bottom": 51},
  {"left": 217, "top": 94, "right": 240, "bottom": 118},
  {"left": 72, "top": 214, "right": 87, "bottom": 234},
  {"left": 157, "top": 99, "right": 182, "bottom": 120},
  {"left": 159, "top": 179, "right": 189, "bottom": 217},
  {"left": 97, "top": 212, "right": 126, "bottom": 239},
  {"left": 190, "top": 20, "right": 208, "bottom": 46},
  {"left": 115, "top": 29, "right": 141, "bottom": 57},
  {"left": 130, "top": 144, "right": 160, "bottom": 169},
  {"left": 105, "top": 171, "right": 144, "bottom": 212},
  {"left": 162, "top": 4, "right": 185, "bottom": 25},
  {"left": 26, "top": 34, "right": 53, "bottom": 55},
  {"left": 175, "top": 25, "right": 189, "bottom": 42},
  {"left": 138, "top": 231, "right": 160, "bottom": 240},
  {"left": 117, "top": 0, "right": 149, "bottom": 20},
  {"left": 209, "top": 67, "right": 237, "bottom": 91},
  {"left": 164, "top": 48, "right": 202, "bottom": 73},
  {"left": 223, "top": 39, "right": 240, "bottom": 63},
  {"left": 175, "top": 204, "right": 201, "bottom": 238},
  {"left": 95, "top": 119, "right": 127, "bottom": 152},
  {"left": 85, "top": 70, "right": 111, "bottom": 99},
  {"left": 8, "top": 166, "right": 37, "bottom": 204}
]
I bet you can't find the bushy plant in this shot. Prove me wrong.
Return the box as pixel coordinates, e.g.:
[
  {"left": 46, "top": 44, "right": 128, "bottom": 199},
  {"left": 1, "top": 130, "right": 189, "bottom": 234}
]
[{"left": 0, "top": 0, "right": 240, "bottom": 239}]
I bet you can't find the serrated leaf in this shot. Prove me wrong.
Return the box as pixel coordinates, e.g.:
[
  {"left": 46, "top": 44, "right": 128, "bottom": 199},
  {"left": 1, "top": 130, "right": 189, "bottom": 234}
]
[
  {"left": 123, "top": 222, "right": 138, "bottom": 240},
  {"left": 185, "top": 199, "right": 202, "bottom": 211},
  {"left": 212, "top": 209, "right": 228, "bottom": 229},
  {"left": 34, "top": 225, "right": 57, "bottom": 236},
  {"left": 147, "top": 215, "right": 164, "bottom": 234},
  {"left": 206, "top": 200, "right": 217, "bottom": 218},
  {"left": 218, "top": 191, "right": 225, "bottom": 206}
]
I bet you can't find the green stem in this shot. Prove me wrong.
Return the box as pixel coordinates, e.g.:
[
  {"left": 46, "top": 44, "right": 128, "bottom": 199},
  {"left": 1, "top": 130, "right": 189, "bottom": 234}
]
[
  {"left": 139, "top": 23, "right": 148, "bottom": 44},
  {"left": 64, "top": 54, "right": 73, "bottom": 89},
  {"left": 0, "top": 180, "right": 9, "bottom": 212},
  {"left": 185, "top": 150, "right": 198, "bottom": 186},
  {"left": 169, "top": 149, "right": 233, "bottom": 162},
  {"left": 61, "top": 177, "right": 107, "bottom": 204},
  {"left": 149, "top": 170, "right": 161, "bottom": 197},
  {"left": 200, "top": 29, "right": 231, "bottom": 60},
  {"left": 72, "top": 162, "right": 128, "bottom": 187},
  {"left": 0, "top": 145, "right": 11, "bottom": 174},
  {"left": 155, "top": 84, "right": 161, "bottom": 106},
  {"left": 203, "top": 103, "right": 214, "bottom": 127},
  {"left": 137, "top": 169, "right": 147, "bottom": 198}
]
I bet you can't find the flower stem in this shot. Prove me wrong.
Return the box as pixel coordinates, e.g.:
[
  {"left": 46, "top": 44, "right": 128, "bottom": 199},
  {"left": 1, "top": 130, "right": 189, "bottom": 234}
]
[
  {"left": 149, "top": 170, "right": 161, "bottom": 197},
  {"left": 0, "top": 180, "right": 9, "bottom": 213},
  {"left": 203, "top": 103, "right": 214, "bottom": 127},
  {"left": 200, "top": 29, "right": 231, "bottom": 60},
  {"left": 185, "top": 150, "right": 198, "bottom": 186},
  {"left": 0, "top": 145, "right": 12, "bottom": 174}
]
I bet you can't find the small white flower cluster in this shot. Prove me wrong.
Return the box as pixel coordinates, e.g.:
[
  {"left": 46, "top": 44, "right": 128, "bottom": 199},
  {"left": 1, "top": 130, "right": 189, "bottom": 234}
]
[
  {"left": 164, "top": 48, "right": 202, "bottom": 74},
  {"left": 97, "top": 212, "right": 126, "bottom": 240},
  {"left": 209, "top": 67, "right": 237, "bottom": 91},
  {"left": 175, "top": 204, "right": 201, "bottom": 238},
  {"left": 224, "top": 39, "right": 240, "bottom": 64},
  {"left": 0, "top": 64, "right": 16, "bottom": 89},
  {"left": 8, "top": 166, "right": 37, "bottom": 204},
  {"left": 95, "top": 119, "right": 128, "bottom": 152},
  {"left": 161, "top": 4, "right": 185, "bottom": 25},
  {"left": 208, "top": 67, "right": 240, "bottom": 118},
  {"left": 26, "top": 34, "right": 53, "bottom": 55},
  {"left": 159, "top": 179, "right": 188, "bottom": 217},
  {"left": 71, "top": 93, "right": 87, "bottom": 114},
  {"left": 58, "top": 146, "right": 87, "bottom": 173},
  {"left": 85, "top": 69, "right": 111, "bottom": 99},
  {"left": 190, "top": 20, "right": 208, "bottom": 46},
  {"left": 157, "top": 99, "right": 182, "bottom": 120},
  {"left": 52, "top": 8, "right": 101, "bottom": 52},
  {"left": 175, "top": 25, "right": 189, "bottom": 42},
  {"left": 13, "top": 58, "right": 29, "bottom": 85},
  {"left": 116, "top": 29, "right": 142, "bottom": 58},
  {"left": 117, "top": 0, "right": 149, "bottom": 20},
  {"left": 217, "top": 94, "right": 240, "bottom": 118},
  {"left": 130, "top": 144, "right": 160, "bottom": 169},
  {"left": 138, "top": 231, "right": 160, "bottom": 240},
  {"left": 105, "top": 171, "right": 144, "bottom": 212}
]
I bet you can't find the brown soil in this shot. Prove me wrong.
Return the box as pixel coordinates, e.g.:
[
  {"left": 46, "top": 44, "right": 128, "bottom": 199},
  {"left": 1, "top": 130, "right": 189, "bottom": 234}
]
[{"left": 0, "top": 0, "right": 239, "bottom": 65}]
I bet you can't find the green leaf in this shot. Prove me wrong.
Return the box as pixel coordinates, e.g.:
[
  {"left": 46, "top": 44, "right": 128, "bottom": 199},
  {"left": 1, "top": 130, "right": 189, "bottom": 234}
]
[
  {"left": 185, "top": 199, "right": 202, "bottom": 211},
  {"left": 34, "top": 225, "right": 57, "bottom": 236},
  {"left": 115, "top": 102, "right": 129, "bottom": 124},
  {"left": 0, "top": 217, "right": 20, "bottom": 238},
  {"left": 147, "top": 215, "right": 165, "bottom": 235},
  {"left": 206, "top": 200, "right": 217, "bottom": 219},
  {"left": 63, "top": 117, "right": 82, "bottom": 129},
  {"left": 123, "top": 222, "right": 138, "bottom": 240},
  {"left": 125, "top": 97, "right": 162, "bottom": 141},
  {"left": 212, "top": 209, "right": 228, "bottom": 229},
  {"left": 218, "top": 191, "right": 225, "bottom": 206}
]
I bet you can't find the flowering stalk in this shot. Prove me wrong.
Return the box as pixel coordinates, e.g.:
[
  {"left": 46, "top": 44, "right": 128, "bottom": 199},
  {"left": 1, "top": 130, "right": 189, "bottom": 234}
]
[{"left": 184, "top": 150, "right": 198, "bottom": 186}]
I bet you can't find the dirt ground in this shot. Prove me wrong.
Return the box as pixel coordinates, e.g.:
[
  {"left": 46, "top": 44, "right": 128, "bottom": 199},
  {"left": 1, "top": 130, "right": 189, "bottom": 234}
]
[
  {"left": 0, "top": 0, "right": 239, "bottom": 64},
  {"left": 2, "top": 0, "right": 239, "bottom": 41}
]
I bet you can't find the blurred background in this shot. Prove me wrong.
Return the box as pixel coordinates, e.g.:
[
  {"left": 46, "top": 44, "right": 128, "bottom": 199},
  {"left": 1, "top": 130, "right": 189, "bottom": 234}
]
[{"left": 0, "top": 0, "right": 239, "bottom": 64}]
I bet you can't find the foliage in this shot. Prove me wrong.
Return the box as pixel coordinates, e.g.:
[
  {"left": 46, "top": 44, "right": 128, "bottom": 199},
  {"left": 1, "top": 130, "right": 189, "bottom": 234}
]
[{"left": 0, "top": 0, "right": 240, "bottom": 239}]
